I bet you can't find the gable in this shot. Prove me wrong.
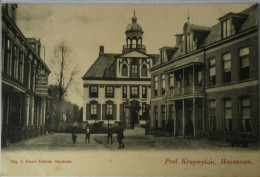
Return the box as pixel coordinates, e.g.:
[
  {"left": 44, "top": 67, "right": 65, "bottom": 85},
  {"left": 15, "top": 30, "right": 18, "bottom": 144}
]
[{"left": 120, "top": 51, "right": 150, "bottom": 58}]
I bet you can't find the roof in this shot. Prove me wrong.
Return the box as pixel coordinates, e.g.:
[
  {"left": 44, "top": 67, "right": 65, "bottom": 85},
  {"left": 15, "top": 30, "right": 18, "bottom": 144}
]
[
  {"left": 170, "top": 4, "right": 258, "bottom": 60},
  {"left": 126, "top": 11, "right": 143, "bottom": 32},
  {"left": 201, "top": 4, "right": 258, "bottom": 47},
  {"left": 83, "top": 52, "right": 159, "bottom": 79},
  {"left": 189, "top": 24, "right": 211, "bottom": 32},
  {"left": 83, "top": 53, "right": 118, "bottom": 79}
]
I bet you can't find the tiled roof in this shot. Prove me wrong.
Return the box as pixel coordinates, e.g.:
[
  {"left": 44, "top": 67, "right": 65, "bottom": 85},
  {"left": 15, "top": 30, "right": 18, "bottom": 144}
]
[
  {"left": 83, "top": 52, "right": 160, "bottom": 79},
  {"left": 170, "top": 4, "right": 258, "bottom": 60},
  {"left": 202, "top": 4, "right": 258, "bottom": 47},
  {"left": 83, "top": 53, "right": 119, "bottom": 79}
]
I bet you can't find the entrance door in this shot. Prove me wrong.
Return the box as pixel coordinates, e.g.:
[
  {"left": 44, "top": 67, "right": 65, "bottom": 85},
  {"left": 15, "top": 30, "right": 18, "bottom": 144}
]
[
  {"left": 185, "top": 108, "right": 194, "bottom": 137},
  {"left": 130, "top": 101, "right": 140, "bottom": 129},
  {"left": 175, "top": 101, "right": 183, "bottom": 136}
]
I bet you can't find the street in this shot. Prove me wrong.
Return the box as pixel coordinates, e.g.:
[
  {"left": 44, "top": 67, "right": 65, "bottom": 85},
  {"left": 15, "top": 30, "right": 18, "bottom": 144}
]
[{"left": 2, "top": 127, "right": 259, "bottom": 151}]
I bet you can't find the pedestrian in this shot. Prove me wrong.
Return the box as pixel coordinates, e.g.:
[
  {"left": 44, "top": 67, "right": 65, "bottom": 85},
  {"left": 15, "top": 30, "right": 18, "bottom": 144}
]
[
  {"left": 117, "top": 124, "right": 125, "bottom": 149},
  {"left": 85, "top": 127, "right": 90, "bottom": 144},
  {"left": 72, "top": 128, "right": 77, "bottom": 144},
  {"left": 107, "top": 127, "right": 113, "bottom": 144}
]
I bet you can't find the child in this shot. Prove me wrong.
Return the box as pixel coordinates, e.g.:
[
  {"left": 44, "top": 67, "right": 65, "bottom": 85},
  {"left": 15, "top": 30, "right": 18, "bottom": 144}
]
[{"left": 85, "top": 127, "right": 90, "bottom": 144}]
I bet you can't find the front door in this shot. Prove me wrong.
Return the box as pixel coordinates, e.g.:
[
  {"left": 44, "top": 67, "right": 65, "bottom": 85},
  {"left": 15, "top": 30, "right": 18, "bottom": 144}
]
[{"left": 175, "top": 101, "right": 183, "bottom": 136}]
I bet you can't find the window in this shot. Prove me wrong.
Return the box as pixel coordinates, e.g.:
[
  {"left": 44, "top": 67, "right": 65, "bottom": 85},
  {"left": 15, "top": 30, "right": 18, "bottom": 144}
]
[
  {"left": 154, "top": 76, "right": 158, "bottom": 96},
  {"left": 122, "top": 64, "right": 128, "bottom": 76},
  {"left": 222, "top": 18, "right": 231, "bottom": 39},
  {"left": 122, "top": 86, "right": 127, "bottom": 98},
  {"left": 28, "top": 61, "right": 31, "bottom": 90},
  {"left": 90, "top": 103, "right": 97, "bottom": 119},
  {"left": 141, "top": 64, "right": 147, "bottom": 77},
  {"left": 185, "top": 71, "right": 192, "bottom": 87},
  {"left": 240, "top": 97, "right": 251, "bottom": 132},
  {"left": 105, "top": 86, "right": 114, "bottom": 98},
  {"left": 6, "top": 39, "right": 12, "bottom": 76},
  {"left": 89, "top": 86, "right": 98, "bottom": 98},
  {"left": 169, "top": 73, "right": 174, "bottom": 89},
  {"left": 161, "top": 105, "right": 166, "bottom": 129},
  {"left": 209, "top": 58, "right": 216, "bottom": 86},
  {"left": 222, "top": 53, "right": 231, "bottom": 83},
  {"left": 161, "top": 74, "right": 165, "bottom": 95},
  {"left": 197, "top": 70, "right": 202, "bottom": 86},
  {"left": 154, "top": 106, "right": 158, "bottom": 128},
  {"left": 131, "top": 60, "right": 138, "bottom": 77},
  {"left": 2, "top": 33, "right": 5, "bottom": 72},
  {"left": 19, "top": 52, "right": 24, "bottom": 83},
  {"left": 142, "top": 86, "right": 147, "bottom": 98},
  {"left": 160, "top": 50, "right": 167, "bottom": 63},
  {"left": 31, "top": 97, "right": 34, "bottom": 125},
  {"left": 13, "top": 46, "right": 19, "bottom": 80},
  {"left": 224, "top": 99, "right": 232, "bottom": 132},
  {"left": 32, "top": 65, "right": 36, "bottom": 92},
  {"left": 106, "top": 103, "right": 113, "bottom": 119},
  {"left": 209, "top": 100, "right": 216, "bottom": 131},
  {"left": 239, "top": 47, "right": 249, "bottom": 80},
  {"left": 186, "top": 33, "right": 194, "bottom": 53},
  {"left": 26, "top": 96, "right": 30, "bottom": 125},
  {"left": 130, "top": 86, "right": 139, "bottom": 98},
  {"left": 141, "top": 103, "right": 147, "bottom": 120}
]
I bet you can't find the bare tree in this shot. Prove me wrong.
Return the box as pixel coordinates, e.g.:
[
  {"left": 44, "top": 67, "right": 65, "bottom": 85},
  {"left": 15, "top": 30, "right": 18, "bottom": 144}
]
[
  {"left": 48, "top": 41, "right": 79, "bottom": 126},
  {"left": 50, "top": 40, "right": 79, "bottom": 100}
]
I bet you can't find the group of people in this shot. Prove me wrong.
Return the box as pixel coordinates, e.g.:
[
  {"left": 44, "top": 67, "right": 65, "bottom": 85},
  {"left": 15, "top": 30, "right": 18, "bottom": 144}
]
[{"left": 71, "top": 124, "right": 125, "bottom": 149}]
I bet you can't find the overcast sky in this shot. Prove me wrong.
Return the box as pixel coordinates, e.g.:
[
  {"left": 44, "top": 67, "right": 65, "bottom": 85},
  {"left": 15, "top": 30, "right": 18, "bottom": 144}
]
[{"left": 16, "top": 3, "right": 253, "bottom": 107}]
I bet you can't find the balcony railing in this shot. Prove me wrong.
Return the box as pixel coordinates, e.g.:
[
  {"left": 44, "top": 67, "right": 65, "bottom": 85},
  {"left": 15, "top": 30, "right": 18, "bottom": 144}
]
[
  {"left": 123, "top": 44, "right": 146, "bottom": 50},
  {"left": 172, "top": 85, "right": 204, "bottom": 96}
]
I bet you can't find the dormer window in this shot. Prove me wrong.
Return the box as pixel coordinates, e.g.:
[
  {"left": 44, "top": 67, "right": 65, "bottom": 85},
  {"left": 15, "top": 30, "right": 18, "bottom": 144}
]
[
  {"left": 222, "top": 18, "right": 231, "bottom": 39},
  {"left": 219, "top": 12, "right": 248, "bottom": 39},
  {"left": 160, "top": 50, "right": 167, "bottom": 63},
  {"left": 186, "top": 33, "right": 194, "bottom": 53}
]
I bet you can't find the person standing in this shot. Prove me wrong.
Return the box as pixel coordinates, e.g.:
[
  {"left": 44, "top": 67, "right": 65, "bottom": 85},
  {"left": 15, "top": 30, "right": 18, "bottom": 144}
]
[
  {"left": 85, "top": 127, "right": 90, "bottom": 144},
  {"left": 72, "top": 128, "right": 77, "bottom": 144},
  {"left": 107, "top": 127, "right": 113, "bottom": 144},
  {"left": 117, "top": 126, "right": 125, "bottom": 149}
]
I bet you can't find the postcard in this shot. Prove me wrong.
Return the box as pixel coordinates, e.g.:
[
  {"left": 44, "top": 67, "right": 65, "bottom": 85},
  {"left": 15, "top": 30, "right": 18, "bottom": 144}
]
[{"left": 1, "top": 2, "right": 260, "bottom": 177}]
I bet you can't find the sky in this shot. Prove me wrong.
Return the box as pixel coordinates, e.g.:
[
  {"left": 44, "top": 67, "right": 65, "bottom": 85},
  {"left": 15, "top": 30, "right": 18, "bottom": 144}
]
[{"left": 16, "top": 3, "right": 253, "bottom": 107}]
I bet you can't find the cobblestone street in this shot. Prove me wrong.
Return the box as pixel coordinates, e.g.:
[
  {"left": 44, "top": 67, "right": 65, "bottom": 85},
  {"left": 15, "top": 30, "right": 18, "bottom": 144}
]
[{"left": 2, "top": 127, "right": 260, "bottom": 151}]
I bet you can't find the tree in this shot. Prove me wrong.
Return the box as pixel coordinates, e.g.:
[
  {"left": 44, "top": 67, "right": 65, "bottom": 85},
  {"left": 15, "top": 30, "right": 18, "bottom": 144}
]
[
  {"left": 48, "top": 41, "right": 79, "bottom": 128},
  {"left": 49, "top": 40, "right": 79, "bottom": 100}
]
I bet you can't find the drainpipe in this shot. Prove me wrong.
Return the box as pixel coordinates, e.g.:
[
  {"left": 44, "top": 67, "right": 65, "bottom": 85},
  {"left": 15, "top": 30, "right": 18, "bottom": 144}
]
[{"left": 203, "top": 47, "right": 208, "bottom": 140}]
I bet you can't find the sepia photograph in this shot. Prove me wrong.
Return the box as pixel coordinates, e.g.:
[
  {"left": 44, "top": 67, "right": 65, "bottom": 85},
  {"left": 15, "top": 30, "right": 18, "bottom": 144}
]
[{"left": 1, "top": 1, "right": 260, "bottom": 176}]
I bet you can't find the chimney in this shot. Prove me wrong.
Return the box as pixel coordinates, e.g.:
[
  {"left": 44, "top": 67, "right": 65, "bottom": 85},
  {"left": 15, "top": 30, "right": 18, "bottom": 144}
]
[
  {"left": 99, "top": 46, "right": 104, "bottom": 55},
  {"left": 175, "top": 34, "right": 183, "bottom": 45}
]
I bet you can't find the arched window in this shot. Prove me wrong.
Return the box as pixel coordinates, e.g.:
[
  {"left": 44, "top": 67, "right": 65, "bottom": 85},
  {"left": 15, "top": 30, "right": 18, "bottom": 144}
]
[
  {"left": 122, "top": 64, "right": 128, "bottom": 76},
  {"left": 141, "top": 64, "right": 147, "bottom": 77},
  {"left": 138, "top": 38, "right": 142, "bottom": 48},
  {"left": 132, "top": 38, "right": 137, "bottom": 48},
  {"left": 127, "top": 38, "right": 131, "bottom": 48}
]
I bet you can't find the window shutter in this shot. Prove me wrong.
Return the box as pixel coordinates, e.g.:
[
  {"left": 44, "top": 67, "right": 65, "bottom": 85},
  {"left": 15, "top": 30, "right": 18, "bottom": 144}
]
[
  {"left": 120, "top": 104, "right": 124, "bottom": 120},
  {"left": 97, "top": 104, "right": 101, "bottom": 120},
  {"left": 113, "top": 104, "right": 117, "bottom": 120},
  {"left": 102, "top": 104, "right": 106, "bottom": 120},
  {"left": 86, "top": 104, "right": 90, "bottom": 120}
]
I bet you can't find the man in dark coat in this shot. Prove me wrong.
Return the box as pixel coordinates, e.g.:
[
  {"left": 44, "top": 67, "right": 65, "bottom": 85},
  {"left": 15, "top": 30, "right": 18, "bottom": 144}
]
[
  {"left": 117, "top": 126, "right": 125, "bottom": 149},
  {"left": 72, "top": 128, "right": 77, "bottom": 144},
  {"left": 107, "top": 127, "right": 113, "bottom": 144}
]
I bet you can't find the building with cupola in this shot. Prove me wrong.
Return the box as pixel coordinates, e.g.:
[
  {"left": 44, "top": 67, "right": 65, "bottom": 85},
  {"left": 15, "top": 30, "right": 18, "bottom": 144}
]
[
  {"left": 82, "top": 12, "right": 159, "bottom": 128},
  {"left": 150, "top": 4, "right": 259, "bottom": 143}
]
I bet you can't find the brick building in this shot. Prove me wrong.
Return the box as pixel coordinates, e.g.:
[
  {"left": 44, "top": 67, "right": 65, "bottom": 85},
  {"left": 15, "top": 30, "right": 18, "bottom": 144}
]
[
  {"left": 150, "top": 4, "right": 259, "bottom": 142},
  {"left": 1, "top": 4, "right": 51, "bottom": 146},
  {"left": 82, "top": 12, "right": 159, "bottom": 128}
]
